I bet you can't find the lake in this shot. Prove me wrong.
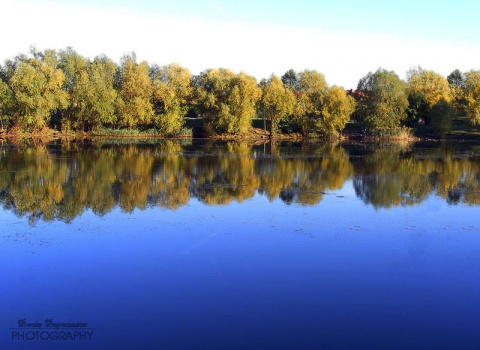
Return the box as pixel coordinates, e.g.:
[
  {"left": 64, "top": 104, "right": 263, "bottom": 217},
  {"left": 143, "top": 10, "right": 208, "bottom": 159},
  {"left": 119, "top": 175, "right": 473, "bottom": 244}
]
[{"left": 1, "top": 139, "right": 479, "bottom": 349}]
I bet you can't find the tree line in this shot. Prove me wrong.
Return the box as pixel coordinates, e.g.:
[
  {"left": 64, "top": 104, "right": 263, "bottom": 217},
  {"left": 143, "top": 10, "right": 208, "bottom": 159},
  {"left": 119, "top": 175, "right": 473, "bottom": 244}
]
[{"left": 1, "top": 47, "right": 479, "bottom": 137}]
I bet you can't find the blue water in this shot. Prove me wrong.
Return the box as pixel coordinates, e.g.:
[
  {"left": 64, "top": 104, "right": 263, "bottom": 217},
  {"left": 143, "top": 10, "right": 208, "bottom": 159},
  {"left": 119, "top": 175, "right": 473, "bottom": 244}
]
[
  {"left": 1, "top": 141, "right": 480, "bottom": 349},
  {"left": 1, "top": 191, "right": 479, "bottom": 349}
]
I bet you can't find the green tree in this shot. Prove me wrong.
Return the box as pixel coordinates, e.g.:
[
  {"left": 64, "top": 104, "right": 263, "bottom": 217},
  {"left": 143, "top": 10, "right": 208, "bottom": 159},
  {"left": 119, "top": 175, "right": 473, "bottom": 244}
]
[
  {"left": 356, "top": 68, "right": 408, "bottom": 129},
  {"left": 294, "top": 70, "right": 328, "bottom": 135},
  {"left": 315, "top": 86, "right": 356, "bottom": 137},
  {"left": 84, "top": 56, "right": 118, "bottom": 130},
  {"left": 0, "top": 56, "right": 27, "bottom": 82},
  {"left": 447, "top": 69, "right": 466, "bottom": 89},
  {"left": 194, "top": 68, "right": 261, "bottom": 135},
  {"left": 259, "top": 75, "right": 296, "bottom": 137},
  {"left": 116, "top": 53, "right": 153, "bottom": 129},
  {"left": 447, "top": 69, "right": 467, "bottom": 115},
  {"left": 429, "top": 99, "right": 453, "bottom": 136},
  {"left": 464, "top": 70, "right": 480, "bottom": 126},
  {"left": 59, "top": 53, "right": 118, "bottom": 132},
  {"left": 9, "top": 50, "right": 69, "bottom": 132},
  {"left": 1, "top": 55, "right": 33, "bottom": 131},
  {"left": 281, "top": 69, "right": 300, "bottom": 91},
  {"left": 58, "top": 48, "right": 90, "bottom": 131},
  {"left": 194, "top": 68, "right": 235, "bottom": 135},
  {"left": 0, "top": 77, "right": 14, "bottom": 131},
  {"left": 151, "top": 64, "right": 192, "bottom": 135}
]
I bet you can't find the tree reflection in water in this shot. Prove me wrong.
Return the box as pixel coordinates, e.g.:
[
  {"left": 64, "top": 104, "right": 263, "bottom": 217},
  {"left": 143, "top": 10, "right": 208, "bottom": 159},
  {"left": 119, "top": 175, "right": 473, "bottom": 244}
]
[{"left": 1, "top": 140, "right": 480, "bottom": 223}]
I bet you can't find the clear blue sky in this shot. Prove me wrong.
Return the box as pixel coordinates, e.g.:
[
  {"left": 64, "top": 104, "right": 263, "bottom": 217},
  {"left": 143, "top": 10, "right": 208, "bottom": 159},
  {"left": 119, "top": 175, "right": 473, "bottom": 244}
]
[
  {"left": 2, "top": 0, "right": 480, "bottom": 88},
  {"left": 76, "top": 0, "right": 480, "bottom": 42}
]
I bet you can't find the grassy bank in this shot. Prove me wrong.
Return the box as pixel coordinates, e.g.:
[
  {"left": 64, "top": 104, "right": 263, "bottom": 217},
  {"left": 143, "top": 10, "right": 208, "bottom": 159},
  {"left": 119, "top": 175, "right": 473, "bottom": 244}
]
[{"left": 2, "top": 116, "right": 479, "bottom": 142}]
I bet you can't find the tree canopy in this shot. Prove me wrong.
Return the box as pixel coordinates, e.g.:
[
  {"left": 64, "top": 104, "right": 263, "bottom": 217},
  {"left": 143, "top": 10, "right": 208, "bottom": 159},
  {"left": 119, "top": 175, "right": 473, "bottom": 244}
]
[
  {"left": 356, "top": 68, "right": 408, "bottom": 129},
  {"left": 9, "top": 50, "right": 68, "bottom": 132},
  {"left": 116, "top": 54, "right": 153, "bottom": 129},
  {"left": 194, "top": 68, "right": 261, "bottom": 135},
  {"left": 464, "top": 70, "right": 480, "bottom": 126},
  {"left": 259, "top": 75, "right": 296, "bottom": 136},
  {"left": 1, "top": 48, "right": 480, "bottom": 137},
  {"left": 406, "top": 67, "right": 452, "bottom": 126},
  {"left": 317, "top": 86, "right": 356, "bottom": 137},
  {"left": 151, "top": 63, "right": 192, "bottom": 135}
]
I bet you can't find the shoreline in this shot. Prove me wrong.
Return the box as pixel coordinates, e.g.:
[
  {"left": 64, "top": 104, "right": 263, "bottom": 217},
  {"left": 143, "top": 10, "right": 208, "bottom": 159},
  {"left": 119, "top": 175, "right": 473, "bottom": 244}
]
[{"left": 1, "top": 127, "right": 479, "bottom": 143}]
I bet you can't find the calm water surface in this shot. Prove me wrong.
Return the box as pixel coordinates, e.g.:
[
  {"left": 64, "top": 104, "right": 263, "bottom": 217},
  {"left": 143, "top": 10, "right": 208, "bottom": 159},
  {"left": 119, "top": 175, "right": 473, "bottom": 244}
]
[{"left": 1, "top": 140, "right": 479, "bottom": 349}]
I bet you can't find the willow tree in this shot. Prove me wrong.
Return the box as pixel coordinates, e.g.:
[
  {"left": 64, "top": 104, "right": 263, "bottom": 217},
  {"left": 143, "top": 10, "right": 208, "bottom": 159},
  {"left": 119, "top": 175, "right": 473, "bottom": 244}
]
[
  {"left": 151, "top": 64, "right": 192, "bottom": 135},
  {"left": 259, "top": 75, "right": 296, "bottom": 137},
  {"left": 9, "top": 50, "right": 68, "bottom": 132},
  {"left": 356, "top": 68, "right": 408, "bottom": 129},
  {"left": 225, "top": 72, "right": 261, "bottom": 134},
  {"left": 294, "top": 70, "right": 328, "bottom": 135},
  {"left": 464, "top": 70, "right": 480, "bottom": 126},
  {"left": 194, "top": 68, "right": 261, "bottom": 135},
  {"left": 316, "top": 86, "right": 356, "bottom": 137},
  {"left": 59, "top": 51, "right": 118, "bottom": 131},
  {"left": 58, "top": 48, "right": 90, "bottom": 131},
  {"left": 116, "top": 54, "right": 153, "bottom": 129},
  {"left": 84, "top": 56, "right": 118, "bottom": 130},
  {"left": 0, "top": 77, "right": 14, "bottom": 131}
]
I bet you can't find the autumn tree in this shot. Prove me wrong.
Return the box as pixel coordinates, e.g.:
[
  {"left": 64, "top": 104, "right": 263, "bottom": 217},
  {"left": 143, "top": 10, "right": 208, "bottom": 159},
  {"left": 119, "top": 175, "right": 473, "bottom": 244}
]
[
  {"left": 193, "top": 68, "right": 235, "bottom": 135},
  {"left": 226, "top": 72, "right": 261, "bottom": 134},
  {"left": 294, "top": 70, "right": 328, "bottom": 135},
  {"left": 85, "top": 56, "right": 118, "bottom": 130},
  {"left": 315, "top": 86, "right": 356, "bottom": 137},
  {"left": 464, "top": 70, "right": 480, "bottom": 126},
  {"left": 58, "top": 48, "right": 90, "bottom": 131},
  {"left": 406, "top": 67, "right": 452, "bottom": 125},
  {"left": 9, "top": 49, "right": 69, "bottom": 132},
  {"left": 151, "top": 64, "right": 192, "bottom": 135},
  {"left": 1, "top": 55, "right": 34, "bottom": 131},
  {"left": 59, "top": 51, "right": 118, "bottom": 131},
  {"left": 194, "top": 68, "right": 261, "bottom": 135},
  {"left": 259, "top": 75, "right": 296, "bottom": 137},
  {"left": 116, "top": 53, "right": 153, "bottom": 129}
]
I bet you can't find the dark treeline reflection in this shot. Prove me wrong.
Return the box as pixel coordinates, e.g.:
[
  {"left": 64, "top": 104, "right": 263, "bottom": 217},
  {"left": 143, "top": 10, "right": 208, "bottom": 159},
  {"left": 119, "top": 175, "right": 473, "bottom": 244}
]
[{"left": 1, "top": 140, "right": 480, "bottom": 223}]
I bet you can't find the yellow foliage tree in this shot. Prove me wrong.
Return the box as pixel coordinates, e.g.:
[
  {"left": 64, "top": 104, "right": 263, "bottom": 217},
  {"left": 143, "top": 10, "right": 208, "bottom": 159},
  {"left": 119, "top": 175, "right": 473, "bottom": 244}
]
[
  {"left": 316, "top": 86, "right": 356, "bottom": 137},
  {"left": 259, "top": 75, "right": 296, "bottom": 136},
  {"left": 10, "top": 50, "right": 68, "bottom": 132},
  {"left": 295, "top": 69, "right": 328, "bottom": 135},
  {"left": 464, "top": 70, "right": 480, "bottom": 126},
  {"left": 117, "top": 54, "right": 153, "bottom": 129},
  {"left": 407, "top": 67, "right": 452, "bottom": 126},
  {"left": 407, "top": 67, "right": 452, "bottom": 108},
  {"left": 152, "top": 64, "right": 192, "bottom": 135},
  {"left": 194, "top": 69, "right": 261, "bottom": 135}
]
